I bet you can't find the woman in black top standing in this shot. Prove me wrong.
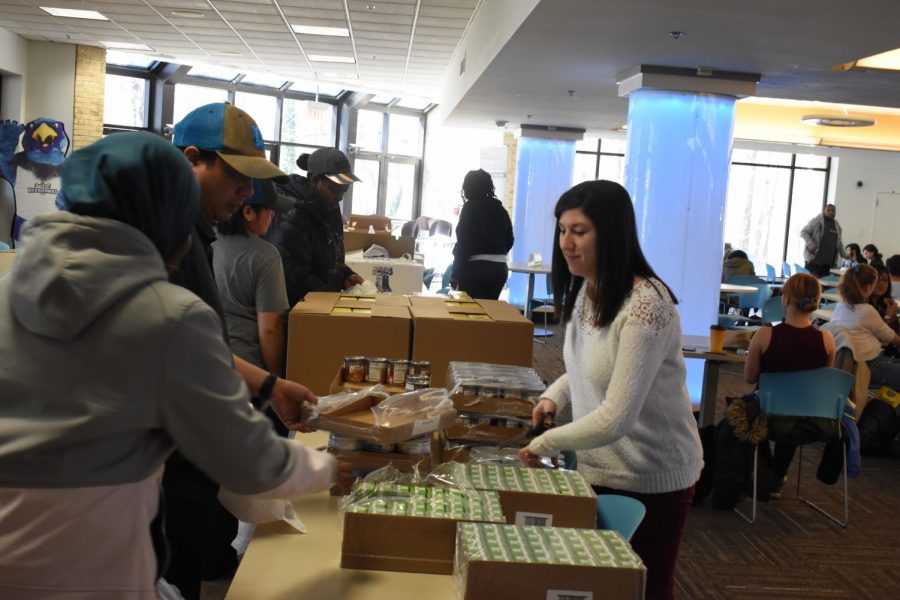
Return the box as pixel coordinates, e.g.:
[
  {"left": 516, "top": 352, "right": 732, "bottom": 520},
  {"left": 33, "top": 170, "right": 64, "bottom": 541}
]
[{"left": 451, "top": 169, "right": 514, "bottom": 299}]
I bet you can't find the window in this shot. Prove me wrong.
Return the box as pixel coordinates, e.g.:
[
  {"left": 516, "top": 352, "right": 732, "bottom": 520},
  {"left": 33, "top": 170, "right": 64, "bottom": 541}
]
[
  {"left": 173, "top": 85, "right": 229, "bottom": 126},
  {"left": 282, "top": 99, "right": 335, "bottom": 146},
  {"left": 103, "top": 74, "right": 147, "bottom": 128},
  {"left": 187, "top": 64, "right": 240, "bottom": 81},
  {"left": 574, "top": 137, "right": 625, "bottom": 185},
  {"left": 723, "top": 150, "right": 831, "bottom": 275},
  {"left": 356, "top": 110, "right": 384, "bottom": 152},
  {"left": 388, "top": 114, "right": 422, "bottom": 157},
  {"left": 350, "top": 158, "right": 380, "bottom": 215},
  {"left": 235, "top": 92, "right": 278, "bottom": 141},
  {"left": 278, "top": 144, "right": 319, "bottom": 176},
  {"left": 385, "top": 163, "right": 416, "bottom": 219}
]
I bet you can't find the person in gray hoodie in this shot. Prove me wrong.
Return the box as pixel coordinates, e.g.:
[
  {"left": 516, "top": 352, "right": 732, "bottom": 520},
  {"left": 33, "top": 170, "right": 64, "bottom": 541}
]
[{"left": 0, "top": 132, "right": 345, "bottom": 599}]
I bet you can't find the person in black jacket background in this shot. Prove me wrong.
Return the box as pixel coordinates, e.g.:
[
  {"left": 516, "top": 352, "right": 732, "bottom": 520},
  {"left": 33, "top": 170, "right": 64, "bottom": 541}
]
[
  {"left": 450, "top": 169, "right": 514, "bottom": 299},
  {"left": 268, "top": 148, "right": 363, "bottom": 305}
]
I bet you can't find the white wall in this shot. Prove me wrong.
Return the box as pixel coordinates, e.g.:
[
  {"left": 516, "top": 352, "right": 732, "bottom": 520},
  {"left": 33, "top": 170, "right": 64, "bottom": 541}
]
[
  {"left": 0, "top": 26, "right": 28, "bottom": 120},
  {"left": 23, "top": 41, "right": 76, "bottom": 131},
  {"left": 829, "top": 149, "right": 900, "bottom": 254}
]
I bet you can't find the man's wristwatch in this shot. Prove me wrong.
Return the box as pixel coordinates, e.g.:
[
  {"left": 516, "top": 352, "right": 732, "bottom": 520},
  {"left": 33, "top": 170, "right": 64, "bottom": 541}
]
[{"left": 258, "top": 372, "right": 278, "bottom": 403}]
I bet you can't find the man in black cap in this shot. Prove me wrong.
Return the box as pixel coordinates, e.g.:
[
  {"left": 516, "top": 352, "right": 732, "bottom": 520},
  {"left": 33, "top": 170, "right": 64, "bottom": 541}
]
[{"left": 269, "top": 148, "right": 364, "bottom": 305}]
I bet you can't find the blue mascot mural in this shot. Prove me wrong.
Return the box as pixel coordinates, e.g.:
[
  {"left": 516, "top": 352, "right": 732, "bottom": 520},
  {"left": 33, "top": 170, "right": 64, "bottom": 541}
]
[{"left": 0, "top": 118, "right": 69, "bottom": 247}]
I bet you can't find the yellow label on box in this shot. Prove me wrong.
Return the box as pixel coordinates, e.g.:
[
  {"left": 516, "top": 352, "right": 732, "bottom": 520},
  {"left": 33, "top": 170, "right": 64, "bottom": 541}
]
[{"left": 332, "top": 307, "right": 353, "bottom": 313}]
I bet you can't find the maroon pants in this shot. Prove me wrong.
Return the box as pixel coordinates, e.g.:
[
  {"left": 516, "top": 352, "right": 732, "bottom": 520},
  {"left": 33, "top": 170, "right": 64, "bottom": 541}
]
[{"left": 593, "top": 485, "right": 695, "bottom": 600}]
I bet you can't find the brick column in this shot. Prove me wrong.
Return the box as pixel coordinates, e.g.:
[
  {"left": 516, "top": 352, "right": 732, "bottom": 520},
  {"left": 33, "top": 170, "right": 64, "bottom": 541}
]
[{"left": 72, "top": 45, "right": 106, "bottom": 150}]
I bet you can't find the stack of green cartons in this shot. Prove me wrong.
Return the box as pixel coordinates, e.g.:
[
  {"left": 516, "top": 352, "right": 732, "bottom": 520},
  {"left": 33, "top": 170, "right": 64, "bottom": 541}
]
[
  {"left": 455, "top": 523, "right": 646, "bottom": 600},
  {"left": 345, "top": 482, "right": 505, "bottom": 521}
]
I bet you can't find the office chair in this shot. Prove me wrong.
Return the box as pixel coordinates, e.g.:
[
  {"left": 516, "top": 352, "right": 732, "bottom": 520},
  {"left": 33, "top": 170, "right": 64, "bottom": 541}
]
[{"left": 596, "top": 495, "right": 646, "bottom": 542}]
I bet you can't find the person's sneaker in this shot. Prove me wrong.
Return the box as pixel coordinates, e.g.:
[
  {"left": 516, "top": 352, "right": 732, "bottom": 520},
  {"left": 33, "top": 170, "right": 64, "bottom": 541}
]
[{"left": 769, "top": 476, "right": 786, "bottom": 499}]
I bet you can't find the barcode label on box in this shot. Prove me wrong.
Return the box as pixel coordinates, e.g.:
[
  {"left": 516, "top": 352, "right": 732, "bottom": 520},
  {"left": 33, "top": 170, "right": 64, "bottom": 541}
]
[
  {"left": 547, "top": 590, "right": 592, "bottom": 600},
  {"left": 411, "top": 416, "right": 441, "bottom": 436},
  {"left": 515, "top": 511, "right": 553, "bottom": 527}
]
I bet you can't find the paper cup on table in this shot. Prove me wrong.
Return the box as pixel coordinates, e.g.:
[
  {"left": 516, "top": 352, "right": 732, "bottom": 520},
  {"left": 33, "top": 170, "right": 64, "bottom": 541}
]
[{"left": 709, "top": 325, "right": 727, "bottom": 353}]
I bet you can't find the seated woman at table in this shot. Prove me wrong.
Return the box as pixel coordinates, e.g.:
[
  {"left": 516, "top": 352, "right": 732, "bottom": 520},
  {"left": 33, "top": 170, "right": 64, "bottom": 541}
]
[
  {"left": 863, "top": 244, "right": 884, "bottom": 269},
  {"left": 0, "top": 133, "right": 347, "bottom": 599},
  {"left": 450, "top": 169, "right": 514, "bottom": 299},
  {"left": 842, "top": 243, "right": 863, "bottom": 268},
  {"left": 831, "top": 264, "right": 900, "bottom": 388},
  {"left": 722, "top": 249, "right": 755, "bottom": 281},
  {"left": 744, "top": 273, "right": 836, "bottom": 496},
  {"left": 868, "top": 264, "right": 899, "bottom": 335},
  {"left": 518, "top": 180, "right": 702, "bottom": 600}
]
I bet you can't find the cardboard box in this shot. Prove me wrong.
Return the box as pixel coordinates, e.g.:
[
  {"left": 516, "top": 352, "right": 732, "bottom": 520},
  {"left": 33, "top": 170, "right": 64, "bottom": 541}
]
[
  {"left": 409, "top": 298, "right": 534, "bottom": 388},
  {"left": 329, "top": 448, "right": 431, "bottom": 473},
  {"left": 450, "top": 393, "right": 535, "bottom": 418},
  {"left": 446, "top": 418, "right": 529, "bottom": 446},
  {"left": 345, "top": 252, "right": 425, "bottom": 295},
  {"left": 458, "top": 464, "right": 597, "bottom": 529},
  {"left": 341, "top": 486, "right": 506, "bottom": 575},
  {"left": 329, "top": 370, "right": 407, "bottom": 395},
  {"left": 343, "top": 230, "right": 415, "bottom": 258},
  {"left": 286, "top": 293, "right": 412, "bottom": 395},
  {"left": 346, "top": 213, "right": 392, "bottom": 233},
  {"left": 456, "top": 524, "right": 646, "bottom": 600},
  {"left": 312, "top": 393, "right": 457, "bottom": 445}
]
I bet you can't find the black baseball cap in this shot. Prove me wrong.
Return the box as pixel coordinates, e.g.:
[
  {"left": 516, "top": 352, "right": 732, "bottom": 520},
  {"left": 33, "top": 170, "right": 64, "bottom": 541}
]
[
  {"left": 297, "top": 148, "right": 361, "bottom": 185},
  {"left": 244, "top": 180, "right": 295, "bottom": 213}
]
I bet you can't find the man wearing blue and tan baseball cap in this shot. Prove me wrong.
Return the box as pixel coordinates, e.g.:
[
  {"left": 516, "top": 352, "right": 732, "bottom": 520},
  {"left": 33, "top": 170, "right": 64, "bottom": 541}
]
[{"left": 163, "top": 103, "right": 344, "bottom": 599}]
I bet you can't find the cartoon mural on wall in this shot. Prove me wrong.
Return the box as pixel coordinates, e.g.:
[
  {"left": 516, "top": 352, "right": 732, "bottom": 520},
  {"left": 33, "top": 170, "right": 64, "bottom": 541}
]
[{"left": 0, "top": 118, "right": 69, "bottom": 247}]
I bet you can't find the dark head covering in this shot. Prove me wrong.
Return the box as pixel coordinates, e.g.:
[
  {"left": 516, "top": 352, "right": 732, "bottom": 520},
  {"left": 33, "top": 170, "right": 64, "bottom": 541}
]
[
  {"left": 461, "top": 169, "right": 496, "bottom": 202},
  {"left": 56, "top": 131, "right": 199, "bottom": 259}
]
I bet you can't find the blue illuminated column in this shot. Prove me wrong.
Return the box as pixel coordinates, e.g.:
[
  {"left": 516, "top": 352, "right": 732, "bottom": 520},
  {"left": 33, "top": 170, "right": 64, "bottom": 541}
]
[
  {"left": 619, "top": 68, "right": 758, "bottom": 412},
  {"left": 508, "top": 132, "right": 576, "bottom": 308}
]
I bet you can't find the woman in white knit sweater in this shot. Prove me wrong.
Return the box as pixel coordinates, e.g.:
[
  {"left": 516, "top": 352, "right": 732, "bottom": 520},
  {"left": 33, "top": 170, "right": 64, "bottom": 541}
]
[
  {"left": 519, "top": 180, "right": 702, "bottom": 600},
  {"left": 830, "top": 264, "right": 900, "bottom": 388}
]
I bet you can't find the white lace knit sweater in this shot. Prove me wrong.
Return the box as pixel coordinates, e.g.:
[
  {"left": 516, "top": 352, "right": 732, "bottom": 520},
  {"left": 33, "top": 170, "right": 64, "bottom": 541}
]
[{"left": 530, "top": 279, "right": 703, "bottom": 494}]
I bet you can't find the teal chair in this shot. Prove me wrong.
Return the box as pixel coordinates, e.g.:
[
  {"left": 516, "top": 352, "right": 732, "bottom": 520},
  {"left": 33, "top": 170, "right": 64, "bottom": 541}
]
[
  {"left": 765, "top": 264, "right": 777, "bottom": 283},
  {"left": 596, "top": 494, "right": 646, "bottom": 542},
  {"left": 782, "top": 262, "right": 792, "bottom": 278},
  {"left": 0, "top": 241, "right": 9, "bottom": 250},
  {"left": 794, "top": 263, "right": 808, "bottom": 274},
  {"left": 761, "top": 296, "right": 784, "bottom": 324},
  {"left": 721, "top": 275, "right": 771, "bottom": 325},
  {"left": 735, "top": 367, "right": 853, "bottom": 527}
]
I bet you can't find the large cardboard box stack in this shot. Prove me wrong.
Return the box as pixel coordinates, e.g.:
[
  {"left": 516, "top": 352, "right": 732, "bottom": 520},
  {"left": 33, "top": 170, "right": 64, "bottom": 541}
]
[
  {"left": 343, "top": 230, "right": 415, "bottom": 258},
  {"left": 341, "top": 482, "right": 507, "bottom": 574},
  {"left": 286, "top": 293, "right": 412, "bottom": 395},
  {"left": 455, "top": 523, "right": 646, "bottom": 600},
  {"left": 409, "top": 298, "right": 533, "bottom": 388}
]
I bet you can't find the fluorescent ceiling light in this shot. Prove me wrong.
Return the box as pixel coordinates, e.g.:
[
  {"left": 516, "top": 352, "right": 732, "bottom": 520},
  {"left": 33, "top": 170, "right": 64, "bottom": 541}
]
[
  {"left": 101, "top": 41, "right": 153, "bottom": 52},
  {"left": 801, "top": 114, "right": 876, "bottom": 128},
  {"left": 40, "top": 6, "right": 108, "bottom": 20},
  {"left": 308, "top": 54, "right": 355, "bottom": 64},
  {"left": 292, "top": 24, "right": 350, "bottom": 37},
  {"left": 171, "top": 10, "right": 205, "bottom": 18},
  {"left": 216, "top": 50, "right": 243, "bottom": 57},
  {"left": 856, "top": 48, "right": 900, "bottom": 71}
]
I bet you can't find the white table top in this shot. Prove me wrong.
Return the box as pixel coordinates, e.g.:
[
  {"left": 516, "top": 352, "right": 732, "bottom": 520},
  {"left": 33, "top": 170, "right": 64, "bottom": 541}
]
[
  {"left": 720, "top": 283, "right": 759, "bottom": 293},
  {"left": 813, "top": 308, "right": 833, "bottom": 321},
  {"left": 830, "top": 268, "right": 846, "bottom": 276},
  {"left": 508, "top": 261, "right": 552, "bottom": 275},
  {"left": 821, "top": 291, "right": 840, "bottom": 303},
  {"left": 818, "top": 278, "right": 839, "bottom": 288}
]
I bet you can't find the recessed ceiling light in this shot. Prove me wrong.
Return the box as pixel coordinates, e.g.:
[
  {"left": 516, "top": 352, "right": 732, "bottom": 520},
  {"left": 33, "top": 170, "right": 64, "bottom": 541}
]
[
  {"left": 171, "top": 10, "right": 205, "bottom": 18},
  {"left": 319, "top": 72, "right": 359, "bottom": 80},
  {"left": 101, "top": 41, "right": 153, "bottom": 51},
  {"left": 292, "top": 24, "right": 350, "bottom": 37},
  {"left": 217, "top": 50, "right": 243, "bottom": 57},
  {"left": 40, "top": 6, "right": 108, "bottom": 20},
  {"left": 801, "top": 114, "right": 876, "bottom": 128},
  {"left": 366, "top": 4, "right": 376, "bottom": 9},
  {"left": 308, "top": 54, "right": 355, "bottom": 64}
]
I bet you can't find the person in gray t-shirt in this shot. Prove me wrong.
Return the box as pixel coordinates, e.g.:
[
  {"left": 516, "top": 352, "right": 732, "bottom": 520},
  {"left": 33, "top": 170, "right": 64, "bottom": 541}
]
[{"left": 213, "top": 180, "right": 294, "bottom": 374}]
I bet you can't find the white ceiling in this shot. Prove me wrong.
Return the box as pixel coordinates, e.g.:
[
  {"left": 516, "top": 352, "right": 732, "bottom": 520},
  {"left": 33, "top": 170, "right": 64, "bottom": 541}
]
[
  {"left": 0, "top": 0, "right": 479, "bottom": 97},
  {"left": 445, "top": 0, "right": 900, "bottom": 134},
  {"left": 2, "top": 0, "right": 900, "bottom": 138}
]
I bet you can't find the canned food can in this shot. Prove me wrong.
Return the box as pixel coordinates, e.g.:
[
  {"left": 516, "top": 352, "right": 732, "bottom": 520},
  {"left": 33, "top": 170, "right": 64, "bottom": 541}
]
[
  {"left": 480, "top": 385, "right": 501, "bottom": 398},
  {"left": 388, "top": 359, "right": 410, "bottom": 386},
  {"left": 461, "top": 383, "right": 480, "bottom": 395},
  {"left": 405, "top": 375, "right": 431, "bottom": 391},
  {"left": 343, "top": 356, "right": 367, "bottom": 384},
  {"left": 397, "top": 435, "right": 431, "bottom": 455},
  {"left": 410, "top": 360, "right": 431, "bottom": 377},
  {"left": 367, "top": 357, "right": 389, "bottom": 383},
  {"left": 328, "top": 433, "right": 361, "bottom": 451}
]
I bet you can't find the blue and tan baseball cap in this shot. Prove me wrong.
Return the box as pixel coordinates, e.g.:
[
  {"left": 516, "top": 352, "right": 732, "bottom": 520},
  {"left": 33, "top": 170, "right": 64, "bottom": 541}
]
[{"left": 173, "top": 102, "right": 286, "bottom": 180}]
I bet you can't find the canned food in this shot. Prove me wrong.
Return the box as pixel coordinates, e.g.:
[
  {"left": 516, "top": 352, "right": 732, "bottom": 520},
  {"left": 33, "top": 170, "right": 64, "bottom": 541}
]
[
  {"left": 405, "top": 375, "right": 431, "bottom": 391},
  {"left": 460, "top": 383, "right": 480, "bottom": 396},
  {"left": 388, "top": 359, "right": 410, "bottom": 386},
  {"left": 410, "top": 360, "right": 431, "bottom": 377},
  {"left": 363, "top": 440, "right": 397, "bottom": 453},
  {"left": 328, "top": 433, "right": 361, "bottom": 452},
  {"left": 344, "top": 356, "right": 367, "bottom": 384},
  {"left": 367, "top": 357, "right": 389, "bottom": 383},
  {"left": 480, "top": 385, "right": 502, "bottom": 398},
  {"left": 397, "top": 435, "right": 431, "bottom": 455}
]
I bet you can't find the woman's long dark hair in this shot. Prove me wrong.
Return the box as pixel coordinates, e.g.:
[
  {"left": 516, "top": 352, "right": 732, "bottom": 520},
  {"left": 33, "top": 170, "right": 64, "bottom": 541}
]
[
  {"left": 552, "top": 180, "right": 676, "bottom": 328},
  {"left": 461, "top": 169, "right": 496, "bottom": 203}
]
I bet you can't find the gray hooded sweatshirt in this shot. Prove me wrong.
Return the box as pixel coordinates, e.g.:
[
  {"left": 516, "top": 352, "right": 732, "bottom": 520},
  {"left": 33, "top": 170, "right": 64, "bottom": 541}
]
[{"left": 0, "top": 213, "right": 334, "bottom": 598}]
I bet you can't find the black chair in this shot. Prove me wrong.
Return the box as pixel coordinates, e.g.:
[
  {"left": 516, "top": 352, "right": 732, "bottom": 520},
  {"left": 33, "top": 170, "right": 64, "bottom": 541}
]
[
  {"left": 429, "top": 219, "right": 453, "bottom": 237},
  {"left": 400, "top": 219, "right": 416, "bottom": 237}
]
